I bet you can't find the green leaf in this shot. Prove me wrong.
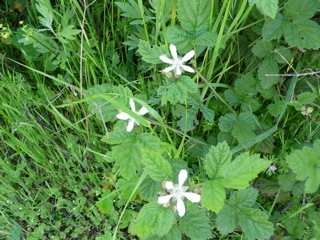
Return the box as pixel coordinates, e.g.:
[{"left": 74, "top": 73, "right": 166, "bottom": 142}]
[
  {"left": 252, "top": 40, "right": 274, "bottom": 58},
  {"left": 229, "top": 187, "right": 258, "bottom": 208},
  {"left": 216, "top": 204, "right": 238, "bottom": 234},
  {"left": 191, "top": 31, "right": 218, "bottom": 46},
  {"left": 238, "top": 112, "right": 259, "bottom": 130},
  {"left": 177, "top": 0, "right": 211, "bottom": 34},
  {"left": 141, "top": 149, "right": 173, "bottom": 182},
  {"left": 284, "top": 0, "right": 320, "bottom": 20},
  {"left": 201, "top": 180, "right": 226, "bottom": 213},
  {"left": 132, "top": 202, "right": 175, "bottom": 238},
  {"left": 278, "top": 171, "right": 305, "bottom": 196},
  {"left": 117, "top": 175, "right": 139, "bottom": 200},
  {"left": 250, "top": 0, "right": 279, "bottom": 19},
  {"left": 115, "top": 0, "right": 141, "bottom": 19},
  {"left": 231, "top": 123, "right": 256, "bottom": 148},
  {"left": 36, "top": 0, "right": 53, "bottom": 30},
  {"left": 166, "top": 26, "right": 193, "bottom": 54},
  {"left": 284, "top": 19, "right": 320, "bottom": 49},
  {"left": 262, "top": 13, "right": 285, "bottom": 41},
  {"left": 158, "top": 76, "right": 197, "bottom": 105},
  {"left": 101, "top": 131, "right": 135, "bottom": 144},
  {"left": 297, "top": 92, "right": 317, "bottom": 105},
  {"left": 258, "top": 57, "right": 280, "bottom": 89},
  {"left": 138, "top": 40, "right": 167, "bottom": 64},
  {"left": 199, "top": 104, "right": 214, "bottom": 121},
  {"left": 253, "top": 178, "right": 290, "bottom": 202},
  {"left": 286, "top": 140, "right": 320, "bottom": 193},
  {"left": 272, "top": 46, "right": 293, "bottom": 64},
  {"left": 267, "top": 101, "right": 284, "bottom": 117},
  {"left": 57, "top": 25, "right": 81, "bottom": 40},
  {"left": 220, "top": 152, "right": 271, "bottom": 189},
  {"left": 176, "top": 107, "right": 198, "bottom": 132},
  {"left": 238, "top": 208, "right": 274, "bottom": 240},
  {"left": 285, "top": 217, "right": 305, "bottom": 239},
  {"left": 96, "top": 189, "right": 115, "bottom": 214},
  {"left": 106, "top": 133, "right": 162, "bottom": 179},
  {"left": 218, "top": 113, "right": 238, "bottom": 132},
  {"left": 146, "top": 225, "right": 181, "bottom": 240},
  {"left": 204, "top": 142, "right": 232, "bottom": 179},
  {"left": 140, "top": 176, "right": 162, "bottom": 201},
  {"left": 179, "top": 203, "right": 212, "bottom": 240}
]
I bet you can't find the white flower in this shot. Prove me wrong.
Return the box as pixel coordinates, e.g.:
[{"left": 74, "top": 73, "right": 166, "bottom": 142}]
[
  {"left": 159, "top": 44, "right": 195, "bottom": 76},
  {"left": 116, "top": 98, "right": 148, "bottom": 132},
  {"left": 158, "top": 169, "right": 201, "bottom": 217}
]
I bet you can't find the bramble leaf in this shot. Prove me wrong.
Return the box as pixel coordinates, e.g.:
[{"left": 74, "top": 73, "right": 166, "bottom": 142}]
[
  {"left": 115, "top": 0, "right": 141, "bottom": 19},
  {"left": 132, "top": 202, "right": 175, "bottom": 238},
  {"left": 218, "top": 113, "right": 238, "bottom": 132},
  {"left": 232, "top": 123, "right": 256, "bottom": 148},
  {"left": 201, "top": 180, "right": 226, "bottom": 213},
  {"left": 262, "top": 13, "right": 285, "bottom": 41},
  {"left": 179, "top": 203, "right": 212, "bottom": 240},
  {"left": 204, "top": 142, "right": 232, "bottom": 179},
  {"left": 141, "top": 149, "right": 173, "bottom": 182},
  {"left": 191, "top": 31, "right": 218, "bottom": 47},
  {"left": 220, "top": 152, "right": 271, "bottom": 189},
  {"left": 278, "top": 171, "right": 305, "bottom": 196},
  {"left": 138, "top": 40, "right": 167, "bottom": 64},
  {"left": 284, "top": 0, "right": 320, "bottom": 20},
  {"left": 286, "top": 140, "right": 320, "bottom": 193},
  {"left": 166, "top": 26, "right": 193, "bottom": 54},
  {"left": 216, "top": 204, "right": 237, "bottom": 234},
  {"left": 249, "top": 0, "right": 279, "bottom": 19},
  {"left": 229, "top": 187, "right": 258, "bottom": 208},
  {"left": 258, "top": 57, "right": 280, "bottom": 89},
  {"left": 146, "top": 225, "right": 181, "bottom": 240},
  {"left": 297, "top": 92, "right": 317, "bottom": 105},
  {"left": 252, "top": 40, "right": 274, "bottom": 58}
]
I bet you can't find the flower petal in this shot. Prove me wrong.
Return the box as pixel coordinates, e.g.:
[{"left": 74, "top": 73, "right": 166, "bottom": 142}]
[
  {"left": 159, "top": 55, "right": 173, "bottom": 64},
  {"left": 129, "top": 98, "right": 136, "bottom": 112},
  {"left": 175, "top": 67, "right": 182, "bottom": 76},
  {"left": 165, "top": 181, "right": 174, "bottom": 190},
  {"left": 126, "top": 118, "right": 135, "bottom": 132},
  {"left": 162, "top": 66, "right": 175, "bottom": 73},
  {"left": 176, "top": 198, "right": 186, "bottom": 217},
  {"left": 138, "top": 106, "right": 148, "bottom": 116},
  {"left": 178, "top": 169, "right": 188, "bottom": 187},
  {"left": 169, "top": 44, "right": 178, "bottom": 59},
  {"left": 116, "top": 112, "right": 130, "bottom": 120},
  {"left": 183, "top": 192, "right": 201, "bottom": 202},
  {"left": 181, "top": 50, "right": 195, "bottom": 62},
  {"left": 181, "top": 65, "right": 195, "bottom": 73},
  {"left": 158, "top": 194, "right": 173, "bottom": 204}
]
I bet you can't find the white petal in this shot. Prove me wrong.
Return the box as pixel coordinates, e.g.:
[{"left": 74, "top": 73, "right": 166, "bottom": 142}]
[
  {"left": 175, "top": 67, "right": 182, "bottom": 76},
  {"left": 116, "top": 112, "right": 130, "bottom": 120},
  {"left": 178, "top": 169, "right": 188, "bottom": 187},
  {"left": 126, "top": 118, "right": 135, "bottom": 132},
  {"left": 182, "top": 50, "right": 195, "bottom": 62},
  {"left": 165, "top": 181, "right": 174, "bottom": 190},
  {"left": 183, "top": 192, "right": 201, "bottom": 203},
  {"left": 181, "top": 65, "right": 195, "bottom": 73},
  {"left": 162, "top": 66, "right": 175, "bottom": 73},
  {"left": 177, "top": 198, "right": 185, "bottom": 217},
  {"left": 169, "top": 44, "right": 178, "bottom": 59},
  {"left": 138, "top": 106, "right": 148, "bottom": 116},
  {"left": 159, "top": 55, "right": 173, "bottom": 64},
  {"left": 129, "top": 98, "right": 136, "bottom": 112},
  {"left": 158, "top": 195, "right": 173, "bottom": 204}
]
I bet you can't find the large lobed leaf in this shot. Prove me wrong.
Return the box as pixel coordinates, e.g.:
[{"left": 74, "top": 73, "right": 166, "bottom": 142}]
[
  {"left": 286, "top": 140, "right": 320, "bottom": 193},
  {"left": 201, "top": 180, "right": 226, "bottom": 213},
  {"left": 138, "top": 40, "right": 167, "bottom": 64}
]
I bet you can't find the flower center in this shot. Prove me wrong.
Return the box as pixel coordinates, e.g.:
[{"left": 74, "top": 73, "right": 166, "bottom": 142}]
[{"left": 172, "top": 57, "right": 183, "bottom": 67}]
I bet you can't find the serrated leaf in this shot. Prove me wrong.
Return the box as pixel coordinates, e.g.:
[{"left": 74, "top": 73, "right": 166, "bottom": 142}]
[
  {"left": 109, "top": 133, "right": 162, "bottom": 179},
  {"left": 179, "top": 204, "right": 212, "bottom": 240},
  {"left": 252, "top": 40, "right": 274, "bottom": 58},
  {"left": 267, "top": 101, "right": 284, "bottom": 117},
  {"left": 117, "top": 176, "right": 139, "bottom": 200},
  {"left": 238, "top": 112, "right": 258, "bottom": 130},
  {"left": 140, "top": 176, "right": 162, "bottom": 201},
  {"left": 284, "top": 0, "right": 320, "bottom": 20},
  {"left": 284, "top": 19, "right": 320, "bottom": 49},
  {"left": 201, "top": 180, "right": 226, "bottom": 213},
  {"left": 177, "top": 0, "right": 211, "bottom": 34},
  {"left": 133, "top": 202, "right": 175, "bottom": 238},
  {"left": 250, "top": 0, "right": 279, "bottom": 19},
  {"left": 258, "top": 57, "right": 280, "bottom": 89},
  {"left": 199, "top": 104, "right": 214, "bottom": 121},
  {"left": 115, "top": 0, "right": 141, "bottom": 19},
  {"left": 146, "top": 225, "right": 181, "bottom": 240},
  {"left": 141, "top": 149, "right": 173, "bottom": 182},
  {"left": 285, "top": 217, "right": 305, "bottom": 239},
  {"left": 256, "top": 82, "right": 277, "bottom": 99},
  {"left": 272, "top": 46, "right": 292, "bottom": 63},
  {"left": 297, "top": 92, "right": 317, "bottom": 104},
  {"left": 218, "top": 113, "right": 238, "bottom": 132},
  {"left": 230, "top": 187, "right": 258, "bottom": 208},
  {"left": 204, "top": 142, "right": 232, "bottom": 179},
  {"left": 158, "top": 76, "right": 197, "bottom": 105},
  {"left": 234, "top": 73, "right": 257, "bottom": 98},
  {"left": 278, "top": 171, "right": 305, "bottom": 196},
  {"left": 101, "top": 131, "right": 135, "bottom": 144},
  {"left": 96, "top": 189, "right": 115, "bottom": 214},
  {"left": 220, "top": 152, "right": 271, "bottom": 189},
  {"left": 286, "top": 140, "right": 320, "bottom": 193},
  {"left": 238, "top": 208, "right": 274, "bottom": 240},
  {"left": 262, "top": 13, "right": 285, "bottom": 41},
  {"left": 216, "top": 204, "right": 238, "bottom": 234},
  {"left": 231, "top": 123, "right": 256, "bottom": 148},
  {"left": 191, "top": 31, "right": 218, "bottom": 46},
  {"left": 253, "top": 178, "right": 290, "bottom": 202},
  {"left": 177, "top": 107, "right": 198, "bottom": 131},
  {"left": 36, "top": 0, "right": 53, "bottom": 30},
  {"left": 138, "top": 40, "right": 167, "bottom": 64},
  {"left": 57, "top": 25, "right": 81, "bottom": 40},
  {"left": 166, "top": 26, "right": 193, "bottom": 54}
]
